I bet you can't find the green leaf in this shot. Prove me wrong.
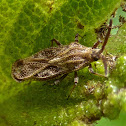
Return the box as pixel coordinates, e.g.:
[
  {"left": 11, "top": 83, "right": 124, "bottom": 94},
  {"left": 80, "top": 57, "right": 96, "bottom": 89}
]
[{"left": 1, "top": 0, "right": 125, "bottom": 126}]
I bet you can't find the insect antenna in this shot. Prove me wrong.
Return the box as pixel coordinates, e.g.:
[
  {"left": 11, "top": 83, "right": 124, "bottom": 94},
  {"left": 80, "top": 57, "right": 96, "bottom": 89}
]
[{"left": 98, "top": 19, "right": 112, "bottom": 54}]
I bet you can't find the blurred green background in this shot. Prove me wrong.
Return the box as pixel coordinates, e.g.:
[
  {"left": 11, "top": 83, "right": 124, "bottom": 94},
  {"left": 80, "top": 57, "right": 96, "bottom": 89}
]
[{"left": 97, "top": 111, "right": 126, "bottom": 126}]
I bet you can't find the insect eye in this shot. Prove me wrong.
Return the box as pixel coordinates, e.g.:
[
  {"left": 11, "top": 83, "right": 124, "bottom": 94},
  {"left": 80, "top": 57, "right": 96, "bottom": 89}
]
[
  {"left": 91, "top": 53, "right": 99, "bottom": 61},
  {"left": 93, "top": 57, "right": 99, "bottom": 61}
]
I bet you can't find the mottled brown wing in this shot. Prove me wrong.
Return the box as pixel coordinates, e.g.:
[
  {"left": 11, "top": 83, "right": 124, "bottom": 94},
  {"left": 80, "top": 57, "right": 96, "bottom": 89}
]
[
  {"left": 32, "top": 65, "right": 67, "bottom": 80},
  {"left": 30, "top": 46, "right": 68, "bottom": 59},
  {"left": 32, "top": 42, "right": 91, "bottom": 80},
  {"left": 12, "top": 42, "right": 91, "bottom": 82},
  {"left": 32, "top": 59, "right": 89, "bottom": 80},
  {"left": 11, "top": 58, "right": 49, "bottom": 81},
  {"left": 11, "top": 46, "right": 68, "bottom": 82}
]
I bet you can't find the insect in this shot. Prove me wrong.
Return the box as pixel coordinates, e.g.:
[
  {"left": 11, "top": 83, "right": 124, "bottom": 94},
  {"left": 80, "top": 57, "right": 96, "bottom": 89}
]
[{"left": 12, "top": 19, "right": 112, "bottom": 98}]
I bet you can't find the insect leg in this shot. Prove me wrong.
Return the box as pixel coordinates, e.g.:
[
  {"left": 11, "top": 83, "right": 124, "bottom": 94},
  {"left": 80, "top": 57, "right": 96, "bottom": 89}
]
[
  {"left": 51, "top": 39, "right": 62, "bottom": 46},
  {"left": 88, "top": 64, "right": 107, "bottom": 77},
  {"left": 75, "top": 33, "right": 80, "bottom": 42},
  {"left": 92, "top": 40, "right": 102, "bottom": 49},
  {"left": 53, "top": 74, "right": 68, "bottom": 85},
  {"left": 67, "top": 71, "right": 78, "bottom": 99}
]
